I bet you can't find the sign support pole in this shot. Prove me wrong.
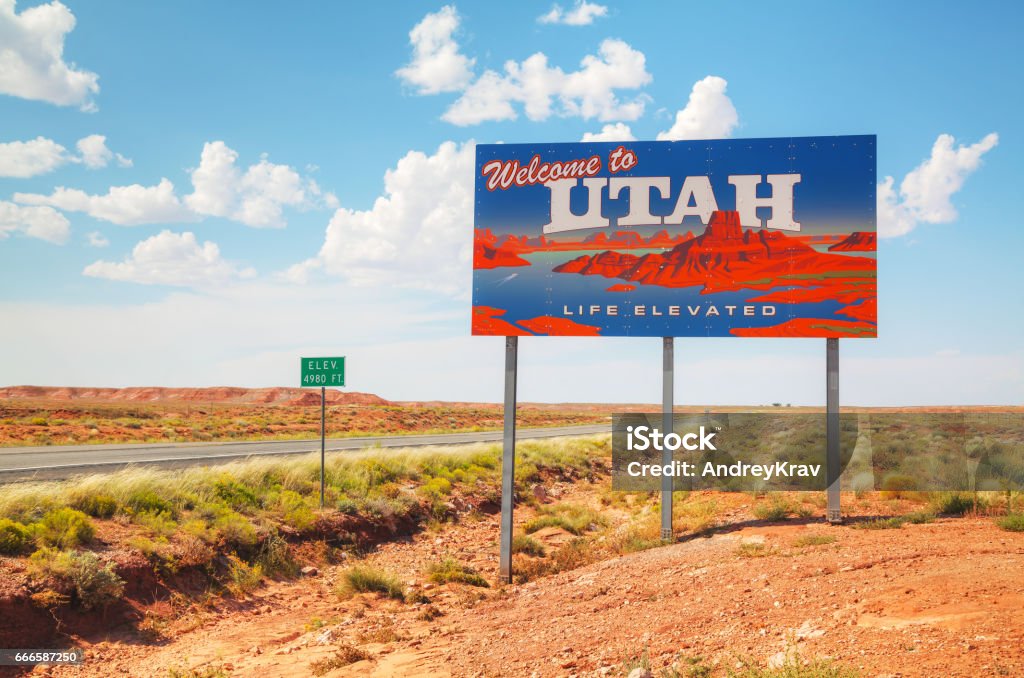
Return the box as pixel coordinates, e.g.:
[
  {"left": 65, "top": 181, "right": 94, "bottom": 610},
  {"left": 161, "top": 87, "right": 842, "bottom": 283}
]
[
  {"left": 320, "top": 385, "right": 326, "bottom": 510},
  {"left": 661, "top": 337, "right": 674, "bottom": 540},
  {"left": 826, "top": 338, "right": 841, "bottom": 523},
  {"left": 499, "top": 336, "right": 519, "bottom": 583}
]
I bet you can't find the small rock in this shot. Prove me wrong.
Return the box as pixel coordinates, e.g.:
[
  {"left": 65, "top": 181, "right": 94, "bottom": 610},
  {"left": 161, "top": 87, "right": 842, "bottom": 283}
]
[
  {"left": 248, "top": 645, "right": 262, "bottom": 655},
  {"left": 300, "top": 566, "right": 319, "bottom": 577},
  {"left": 627, "top": 669, "right": 653, "bottom": 678},
  {"left": 532, "top": 484, "right": 549, "bottom": 502},
  {"left": 316, "top": 628, "right": 334, "bottom": 645}
]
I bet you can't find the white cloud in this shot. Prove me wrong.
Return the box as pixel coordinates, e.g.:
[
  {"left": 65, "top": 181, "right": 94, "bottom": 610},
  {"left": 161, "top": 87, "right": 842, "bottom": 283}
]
[
  {"left": 538, "top": 1, "right": 608, "bottom": 26},
  {"left": 657, "top": 75, "right": 738, "bottom": 141},
  {"left": 443, "top": 39, "right": 651, "bottom": 126},
  {"left": 0, "top": 0, "right": 99, "bottom": 110},
  {"left": 15, "top": 178, "right": 193, "bottom": 226},
  {"left": 396, "top": 5, "right": 475, "bottom": 95},
  {"left": 76, "top": 134, "right": 132, "bottom": 169},
  {"left": 581, "top": 122, "right": 635, "bottom": 142},
  {"left": 878, "top": 133, "right": 998, "bottom": 238},
  {"left": 299, "top": 140, "right": 474, "bottom": 295},
  {"left": 86, "top": 230, "right": 108, "bottom": 247},
  {"left": 185, "top": 141, "right": 315, "bottom": 228},
  {"left": 0, "top": 200, "right": 70, "bottom": 244},
  {"left": 0, "top": 134, "right": 132, "bottom": 177},
  {"left": 0, "top": 136, "right": 68, "bottom": 177},
  {"left": 83, "top": 230, "right": 255, "bottom": 287}
]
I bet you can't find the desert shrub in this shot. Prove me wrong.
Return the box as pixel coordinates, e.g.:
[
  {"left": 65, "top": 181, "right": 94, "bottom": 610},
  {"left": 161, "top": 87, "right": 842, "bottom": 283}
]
[
  {"left": 753, "top": 498, "right": 796, "bottom": 522},
  {"left": 225, "top": 555, "right": 263, "bottom": 595},
  {"left": 736, "top": 542, "right": 774, "bottom": 558},
  {"left": 727, "top": 654, "right": 858, "bottom": 677},
  {"left": 125, "top": 489, "right": 175, "bottom": 516},
  {"left": 427, "top": 557, "right": 489, "bottom": 588},
  {"left": 793, "top": 534, "right": 836, "bottom": 547},
  {"left": 523, "top": 503, "right": 605, "bottom": 535},
  {"left": 255, "top": 531, "right": 298, "bottom": 577},
  {"left": 511, "top": 534, "right": 546, "bottom": 557},
  {"left": 133, "top": 510, "right": 178, "bottom": 538},
  {"left": 674, "top": 498, "right": 719, "bottom": 533},
  {"left": 417, "top": 476, "right": 453, "bottom": 500},
  {"left": 278, "top": 490, "right": 316, "bottom": 531},
  {"left": 213, "top": 476, "right": 261, "bottom": 510},
  {"left": 904, "top": 511, "right": 936, "bottom": 524},
  {"left": 0, "top": 518, "right": 32, "bottom": 555},
  {"left": 70, "top": 494, "right": 118, "bottom": 519},
  {"left": 550, "top": 537, "right": 599, "bottom": 572},
  {"left": 203, "top": 505, "right": 257, "bottom": 549},
  {"left": 30, "top": 549, "right": 124, "bottom": 609},
  {"left": 32, "top": 508, "right": 94, "bottom": 549},
  {"left": 309, "top": 644, "right": 370, "bottom": 675},
  {"left": 996, "top": 514, "right": 1024, "bottom": 532},
  {"left": 337, "top": 565, "right": 405, "bottom": 600},
  {"left": 879, "top": 474, "right": 918, "bottom": 498},
  {"left": 852, "top": 517, "right": 904, "bottom": 530},
  {"left": 29, "top": 417, "right": 48, "bottom": 426},
  {"left": 930, "top": 492, "right": 976, "bottom": 516}
]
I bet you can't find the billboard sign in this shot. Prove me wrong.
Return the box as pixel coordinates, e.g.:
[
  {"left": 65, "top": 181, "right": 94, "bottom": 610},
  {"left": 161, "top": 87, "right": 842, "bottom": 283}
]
[{"left": 472, "top": 136, "right": 876, "bottom": 338}]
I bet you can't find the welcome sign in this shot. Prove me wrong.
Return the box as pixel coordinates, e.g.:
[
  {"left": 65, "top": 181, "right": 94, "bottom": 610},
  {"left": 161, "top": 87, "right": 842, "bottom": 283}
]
[{"left": 471, "top": 136, "right": 877, "bottom": 338}]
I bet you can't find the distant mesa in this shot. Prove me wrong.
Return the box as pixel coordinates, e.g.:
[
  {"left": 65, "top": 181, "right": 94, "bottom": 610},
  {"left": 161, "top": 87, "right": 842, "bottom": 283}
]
[
  {"left": 516, "top": 316, "right": 602, "bottom": 336},
  {"left": 473, "top": 231, "right": 531, "bottom": 270},
  {"left": 828, "top": 232, "right": 876, "bottom": 251},
  {"left": 471, "top": 306, "right": 531, "bottom": 335},
  {"left": 606, "top": 284, "right": 636, "bottom": 292},
  {"left": 472, "top": 227, "right": 694, "bottom": 269},
  {"left": 0, "top": 386, "right": 390, "bottom": 406}
]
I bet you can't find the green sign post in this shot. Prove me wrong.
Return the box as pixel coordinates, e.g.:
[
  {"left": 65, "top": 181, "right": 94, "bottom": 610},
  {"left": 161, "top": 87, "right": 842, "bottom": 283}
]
[{"left": 300, "top": 357, "right": 345, "bottom": 509}]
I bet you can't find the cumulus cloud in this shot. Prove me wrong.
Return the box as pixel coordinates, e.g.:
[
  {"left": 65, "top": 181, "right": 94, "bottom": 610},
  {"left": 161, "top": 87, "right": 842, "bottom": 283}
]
[
  {"left": 443, "top": 39, "right": 650, "bottom": 126},
  {"left": 297, "top": 140, "right": 474, "bottom": 295},
  {"left": 185, "top": 141, "right": 316, "bottom": 228},
  {"left": 83, "top": 230, "right": 255, "bottom": 287},
  {"left": 538, "top": 1, "right": 608, "bottom": 26},
  {"left": 0, "top": 0, "right": 99, "bottom": 110},
  {"left": 0, "top": 200, "right": 70, "bottom": 244},
  {"left": 396, "top": 5, "right": 475, "bottom": 95},
  {"left": 0, "top": 134, "right": 132, "bottom": 177},
  {"left": 0, "top": 136, "right": 67, "bottom": 177},
  {"left": 76, "top": 134, "right": 132, "bottom": 169},
  {"left": 15, "top": 178, "right": 193, "bottom": 226},
  {"left": 581, "top": 122, "right": 635, "bottom": 142},
  {"left": 14, "top": 140, "right": 322, "bottom": 228},
  {"left": 86, "top": 230, "right": 108, "bottom": 247},
  {"left": 657, "top": 75, "right": 738, "bottom": 141},
  {"left": 878, "top": 132, "right": 998, "bottom": 238}
]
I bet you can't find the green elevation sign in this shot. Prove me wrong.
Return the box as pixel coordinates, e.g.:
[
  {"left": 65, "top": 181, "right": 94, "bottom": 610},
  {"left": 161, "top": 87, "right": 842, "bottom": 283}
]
[{"left": 300, "top": 357, "right": 345, "bottom": 387}]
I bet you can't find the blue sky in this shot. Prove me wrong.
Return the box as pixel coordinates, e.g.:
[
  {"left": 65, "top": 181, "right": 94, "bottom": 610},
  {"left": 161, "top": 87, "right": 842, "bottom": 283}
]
[{"left": 1, "top": 1, "right": 1021, "bottom": 405}]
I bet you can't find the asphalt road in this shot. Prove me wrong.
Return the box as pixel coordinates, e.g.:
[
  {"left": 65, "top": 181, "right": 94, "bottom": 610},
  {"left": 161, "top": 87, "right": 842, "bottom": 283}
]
[{"left": 0, "top": 424, "right": 610, "bottom": 481}]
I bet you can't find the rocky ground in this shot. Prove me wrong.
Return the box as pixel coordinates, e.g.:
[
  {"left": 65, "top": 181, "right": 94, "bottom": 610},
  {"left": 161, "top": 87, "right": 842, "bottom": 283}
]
[{"left": 17, "top": 480, "right": 1023, "bottom": 678}]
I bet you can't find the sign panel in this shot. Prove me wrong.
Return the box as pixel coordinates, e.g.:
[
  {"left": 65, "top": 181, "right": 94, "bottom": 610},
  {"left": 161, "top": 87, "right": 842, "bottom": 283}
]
[
  {"left": 300, "top": 357, "right": 345, "bottom": 387},
  {"left": 472, "top": 136, "right": 876, "bottom": 338}
]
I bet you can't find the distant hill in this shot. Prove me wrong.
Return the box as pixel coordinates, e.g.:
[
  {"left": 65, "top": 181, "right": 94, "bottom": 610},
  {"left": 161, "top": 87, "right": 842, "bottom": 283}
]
[{"left": 0, "top": 386, "right": 389, "bottom": 406}]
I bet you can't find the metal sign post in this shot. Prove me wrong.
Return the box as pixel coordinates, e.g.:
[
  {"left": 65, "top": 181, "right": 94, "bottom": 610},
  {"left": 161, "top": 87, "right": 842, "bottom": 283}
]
[
  {"left": 661, "top": 337, "right": 674, "bottom": 540},
  {"left": 826, "top": 338, "right": 842, "bottom": 523},
  {"left": 499, "top": 336, "right": 519, "bottom": 583},
  {"left": 299, "top": 357, "right": 345, "bottom": 511},
  {"left": 320, "top": 386, "right": 326, "bottom": 510}
]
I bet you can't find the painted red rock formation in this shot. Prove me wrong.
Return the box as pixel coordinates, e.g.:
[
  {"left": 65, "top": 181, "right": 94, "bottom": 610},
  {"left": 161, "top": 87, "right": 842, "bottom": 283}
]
[
  {"left": 730, "top": 318, "right": 877, "bottom": 338},
  {"left": 471, "top": 306, "right": 531, "bottom": 335},
  {"left": 516, "top": 316, "right": 602, "bottom": 336},
  {"left": 473, "top": 230, "right": 531, "bottom": 269},
  {"left": 553, "top": 211, "right": 875, "bottom": 297},
  {"left": 828, "top": 231, "right": 877, "bottom": 251},
  {"left": 606, "top": 284, "right": 636, "bottom": 292}
]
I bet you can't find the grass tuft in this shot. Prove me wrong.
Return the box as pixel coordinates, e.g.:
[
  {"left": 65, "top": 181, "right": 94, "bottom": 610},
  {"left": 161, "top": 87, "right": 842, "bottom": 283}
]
[
  {"left": 427, "top": 557, "right": 489, "bottom": 588},
  {"left": 996, "top": 514, "right": 1024, "bottom": 532},
  {"left": 510, "top": 534, "right": 546, "bottom": 557},
  {"left": 337, "top": 565, "right": 405, "bottom": 600}
]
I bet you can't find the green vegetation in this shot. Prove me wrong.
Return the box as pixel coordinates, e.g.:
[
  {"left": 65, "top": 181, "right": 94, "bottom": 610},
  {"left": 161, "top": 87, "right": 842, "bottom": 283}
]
[
  {"left": 427, "top": 557, "right": 489, "bottom": 588},
  {"left": 337, "top": 565, "right": 405, "bottom": 600},
  {"left": 32, "top": 508, "right": 95, "bottom": 549},
  {"left": 996, "top": 514, "right": 1024, "bottom": 532},
  {"left": 736, "top": 542, "right": 775, "bottom": 558},
  {"left": 727, "top": 655, "right": 859, "bottom": 677},
  {"left": 29, "top": 549, "right": 125, "bottom": 609},
  {"left": 309, "top": 644, "right": 370, "bottom": 675},
  {"left": 793, "top": 534, "right": 836, "bottom": 547},
  {"left": 0, "top": 518, "right": 32, "bottom": 555},
  {"left": 511, "top": 534, "right": 546, "bottom": 557},
  {"left": 524, "top": 503, "right": 606, "bottom": 535},
  {"left": 852, "top": 517, "right": 904, "bottom": 530},
  {"left": 904, "top": 510, "right": 936, "bottom": 524},
  {"left": 930, "top": 492, "right": 978, "bottom": 516},
  {"left": 753, "top": 498, "right": 796, "bottom": 522}
]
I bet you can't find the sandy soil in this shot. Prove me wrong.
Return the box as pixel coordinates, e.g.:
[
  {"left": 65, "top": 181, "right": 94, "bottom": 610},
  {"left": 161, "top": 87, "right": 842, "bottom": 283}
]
[{"left": 28, "top": 485, "right": 1023, "bottom": 678}]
